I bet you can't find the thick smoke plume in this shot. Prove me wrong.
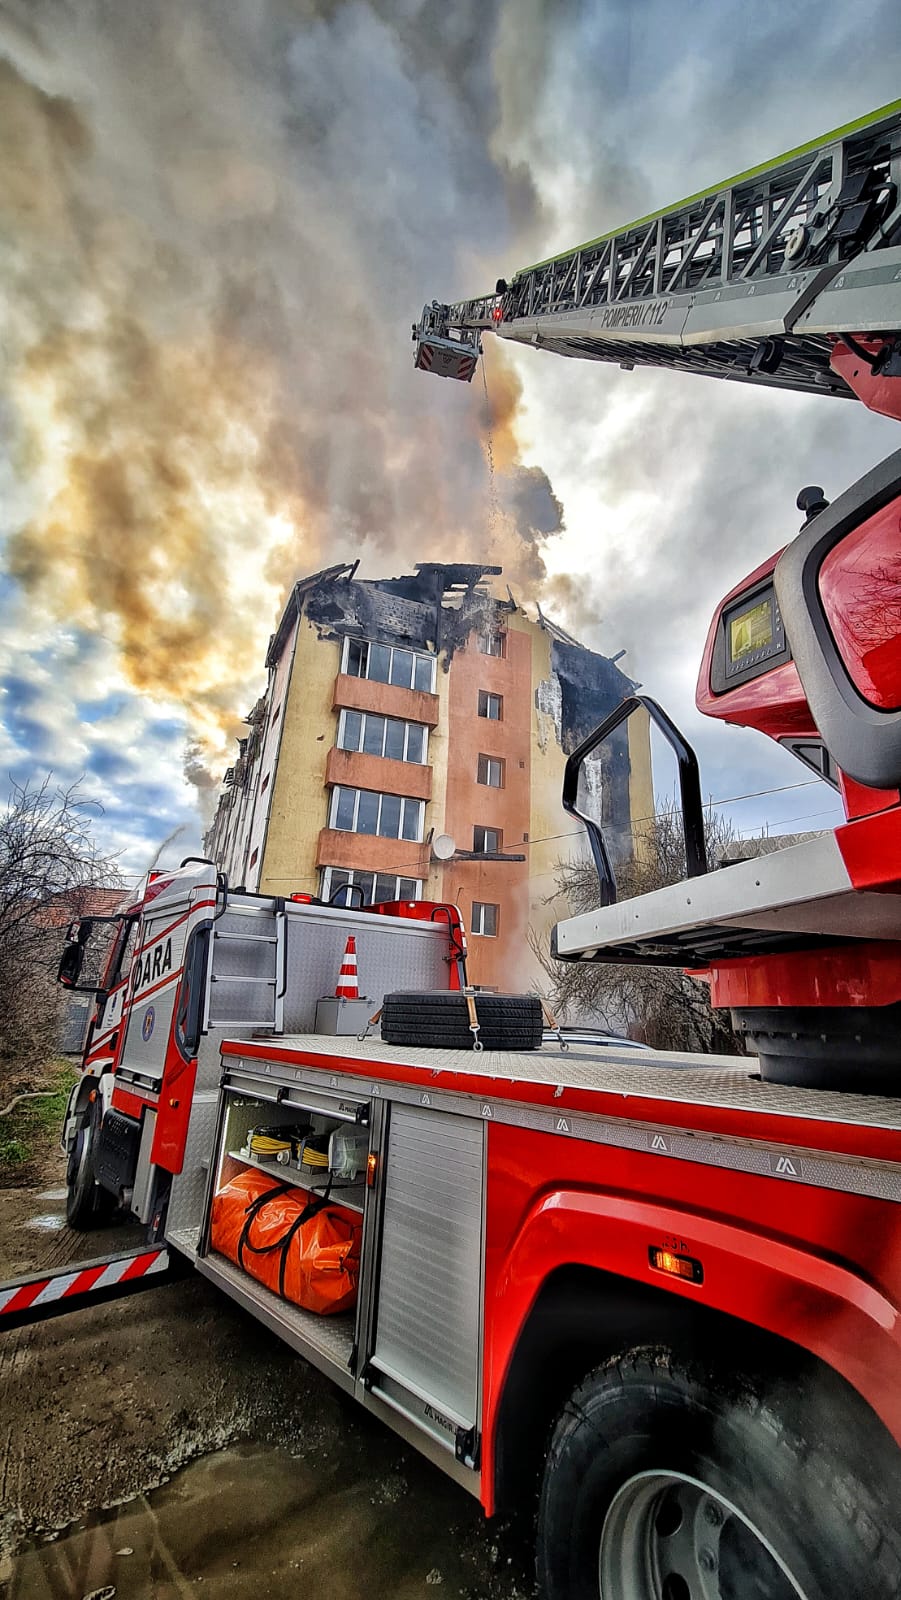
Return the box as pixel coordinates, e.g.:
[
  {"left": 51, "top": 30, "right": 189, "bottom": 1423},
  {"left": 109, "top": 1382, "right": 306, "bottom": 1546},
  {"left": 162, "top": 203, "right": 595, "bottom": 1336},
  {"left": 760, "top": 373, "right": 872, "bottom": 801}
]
[{"left": 0, "top": 0, "right": 562, "bottom": 787}]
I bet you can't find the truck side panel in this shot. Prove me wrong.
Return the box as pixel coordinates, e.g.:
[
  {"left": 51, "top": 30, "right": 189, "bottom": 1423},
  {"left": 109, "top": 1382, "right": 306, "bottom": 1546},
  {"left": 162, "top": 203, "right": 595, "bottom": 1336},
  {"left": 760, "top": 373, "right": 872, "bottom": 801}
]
[{"left": 481, "top": 1122, "right": 901, "bottom": 1512}]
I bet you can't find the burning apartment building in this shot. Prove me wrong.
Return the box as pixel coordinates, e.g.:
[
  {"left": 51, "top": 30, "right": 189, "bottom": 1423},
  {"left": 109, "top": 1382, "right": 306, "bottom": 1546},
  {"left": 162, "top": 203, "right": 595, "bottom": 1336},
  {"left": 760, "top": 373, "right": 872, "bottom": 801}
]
[{"left": 204, "top": 562, "right": 650, "bottom": 990}]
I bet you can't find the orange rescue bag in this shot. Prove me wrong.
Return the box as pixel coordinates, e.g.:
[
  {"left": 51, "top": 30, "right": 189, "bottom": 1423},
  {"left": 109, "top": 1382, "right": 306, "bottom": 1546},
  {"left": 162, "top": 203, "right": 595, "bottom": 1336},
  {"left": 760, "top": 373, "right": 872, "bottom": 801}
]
[{"left": 210, "top": 1167, "right": 361, "bottom": 1316}]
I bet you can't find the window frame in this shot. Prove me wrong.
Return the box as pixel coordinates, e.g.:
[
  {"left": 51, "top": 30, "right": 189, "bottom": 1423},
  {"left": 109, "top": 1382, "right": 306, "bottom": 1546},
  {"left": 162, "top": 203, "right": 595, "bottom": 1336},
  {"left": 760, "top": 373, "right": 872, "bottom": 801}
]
[
  {"left": 478, "top": 690, "right": 503, "bottom": 721},
  {"left": 478, "top": 632, "right": 506, "bottom": 658},
  {"left": 320, "top": 867, "right": 423, "bottom": 906},
  {"left": 471, "top": 900, "right": 499, "bottom": 937},
  {"left": 473, "top": 825, "right": 502, "bottom": 854},
  {"left": 328, "top": 784, "right": 425, "bottom": 843},
  {"left": 337, "top": 708, "right": 429, "bottom": 765},
  {"left": 341, "top": 636, "right": 436, "bottom": 693},
  {"left": 477, "top": 753, "right": 505, "bottom": 788}
]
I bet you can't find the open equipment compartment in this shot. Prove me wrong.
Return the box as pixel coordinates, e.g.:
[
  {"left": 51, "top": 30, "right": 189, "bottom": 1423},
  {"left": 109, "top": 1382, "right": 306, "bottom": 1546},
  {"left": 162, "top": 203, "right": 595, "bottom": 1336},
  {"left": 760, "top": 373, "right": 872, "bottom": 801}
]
[
  {"left": 195, "top": 1057, "right": 377, "bottom": 1390},
  {"left": 217, "top": 1096, "right": 369, "bottom": 1215}
]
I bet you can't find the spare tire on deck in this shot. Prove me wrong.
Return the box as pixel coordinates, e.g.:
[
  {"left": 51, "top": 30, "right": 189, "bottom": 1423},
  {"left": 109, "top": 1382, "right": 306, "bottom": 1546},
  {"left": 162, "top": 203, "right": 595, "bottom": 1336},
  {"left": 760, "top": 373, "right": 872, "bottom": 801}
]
[{"left": 380, "top": 991, "right": 543, "bottom": 1051}]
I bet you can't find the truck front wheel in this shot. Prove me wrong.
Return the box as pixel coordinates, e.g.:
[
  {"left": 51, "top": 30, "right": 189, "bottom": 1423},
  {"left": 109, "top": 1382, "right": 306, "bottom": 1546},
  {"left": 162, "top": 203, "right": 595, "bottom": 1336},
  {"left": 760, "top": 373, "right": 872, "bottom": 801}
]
[
  {"left": 536, "top": 1348, "right": 901, "bottom": 1600},
  {"left": 66, "top": 1094, "right": 115, "bottom": 1229}
]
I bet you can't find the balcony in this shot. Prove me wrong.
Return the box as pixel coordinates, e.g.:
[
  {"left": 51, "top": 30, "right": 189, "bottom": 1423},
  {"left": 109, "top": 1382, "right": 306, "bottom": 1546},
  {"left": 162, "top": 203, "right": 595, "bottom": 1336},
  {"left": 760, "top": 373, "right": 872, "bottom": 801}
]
[
  {"left": 316, "top": 829, "right": 431, "bottom": 877},
  {"left": 333, "top": 672, "right": 439, "bottom": 728},
  {"left": 325, "top": 746, "right": 432, "bottom": 801}
]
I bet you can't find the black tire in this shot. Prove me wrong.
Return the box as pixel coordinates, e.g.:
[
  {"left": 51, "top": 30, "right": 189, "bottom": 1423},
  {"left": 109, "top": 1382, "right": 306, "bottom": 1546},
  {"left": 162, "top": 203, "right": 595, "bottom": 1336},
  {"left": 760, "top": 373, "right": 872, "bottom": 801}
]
[
  {"left": 381, "top": 991, "right": 543, "bottom": 1051},
  {"left": 536, "top": 1348, "right": 901, "bottom": 1600},
  {"left": 66, "top": 1094, "right": 115, "bottom": 1230}
]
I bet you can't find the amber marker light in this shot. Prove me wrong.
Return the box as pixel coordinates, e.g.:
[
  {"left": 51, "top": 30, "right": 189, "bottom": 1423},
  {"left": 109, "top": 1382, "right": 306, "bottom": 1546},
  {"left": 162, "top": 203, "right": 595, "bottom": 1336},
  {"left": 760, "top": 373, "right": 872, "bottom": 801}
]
[
  {"left": 649, "top": 1246, "right": 704, "bottom": 1284},
  {"left": 366, "top": 1152, "right": 378, "bottom": 1188}
]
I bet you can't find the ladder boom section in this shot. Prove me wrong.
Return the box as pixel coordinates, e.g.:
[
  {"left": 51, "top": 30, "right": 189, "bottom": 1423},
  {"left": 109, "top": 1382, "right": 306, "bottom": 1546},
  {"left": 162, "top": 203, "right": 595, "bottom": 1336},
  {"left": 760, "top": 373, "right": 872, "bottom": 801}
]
[{"left": 430, "top": 100, "right": 901, "bottom": 399}]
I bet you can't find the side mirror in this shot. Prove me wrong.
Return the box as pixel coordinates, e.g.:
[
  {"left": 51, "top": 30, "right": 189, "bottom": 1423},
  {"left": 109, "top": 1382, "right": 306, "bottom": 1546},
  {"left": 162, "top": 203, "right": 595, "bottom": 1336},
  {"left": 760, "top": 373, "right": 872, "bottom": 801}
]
[
  {"left": 57, "top": 941, "right": 85, "bottom": 989},
  {"left": 56, "top": 918, "right": 97, "bottom": 990},
  {"left": 775, "top": 446, "right": 901, "bottom": 791},
  {"left": 561, "top": 693, "right": 707, "bottom": 906}
]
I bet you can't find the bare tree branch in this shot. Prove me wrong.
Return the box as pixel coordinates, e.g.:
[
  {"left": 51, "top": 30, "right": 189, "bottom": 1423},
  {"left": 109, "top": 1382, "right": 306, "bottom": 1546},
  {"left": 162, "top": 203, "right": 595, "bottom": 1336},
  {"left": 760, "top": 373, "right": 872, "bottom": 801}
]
[
  {"left": 532, "top": 802, "right": 740, "bottom": 1055},
  {"left": 0, "top": 777, "right": 123, "bottom": 1081}
]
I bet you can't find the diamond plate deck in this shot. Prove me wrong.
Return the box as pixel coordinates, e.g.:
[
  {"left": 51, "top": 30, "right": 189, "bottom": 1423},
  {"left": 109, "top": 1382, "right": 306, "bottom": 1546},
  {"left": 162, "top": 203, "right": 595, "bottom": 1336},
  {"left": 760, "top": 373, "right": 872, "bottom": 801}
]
[
  {"left": 195, "top": 1251, "right": 357, "bottom": 1389},
  {"left": 224, "top": 1032, "right": 901, "bottom": 1133}
]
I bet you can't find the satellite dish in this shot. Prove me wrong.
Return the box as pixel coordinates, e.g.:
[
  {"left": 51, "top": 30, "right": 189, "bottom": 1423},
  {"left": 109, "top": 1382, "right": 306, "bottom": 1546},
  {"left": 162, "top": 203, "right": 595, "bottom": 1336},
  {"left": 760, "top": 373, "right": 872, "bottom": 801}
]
[{"left": 431, "top": 833, "right": 456, "bottom": 861}]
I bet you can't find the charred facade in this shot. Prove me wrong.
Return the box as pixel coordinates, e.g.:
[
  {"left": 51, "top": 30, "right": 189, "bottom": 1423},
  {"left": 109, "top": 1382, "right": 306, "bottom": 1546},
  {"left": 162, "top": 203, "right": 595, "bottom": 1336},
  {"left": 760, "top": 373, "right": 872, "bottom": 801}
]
[{"left": 205, "top": 563, "right": 651, "bottom": 990}]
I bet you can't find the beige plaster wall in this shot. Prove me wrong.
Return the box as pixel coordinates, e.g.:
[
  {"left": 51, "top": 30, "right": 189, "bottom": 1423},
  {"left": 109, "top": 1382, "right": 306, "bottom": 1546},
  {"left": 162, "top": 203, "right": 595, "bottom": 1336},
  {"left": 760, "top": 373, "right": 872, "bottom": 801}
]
[{"left": 259, "top": 616, "right": 338, "bottom": 896}]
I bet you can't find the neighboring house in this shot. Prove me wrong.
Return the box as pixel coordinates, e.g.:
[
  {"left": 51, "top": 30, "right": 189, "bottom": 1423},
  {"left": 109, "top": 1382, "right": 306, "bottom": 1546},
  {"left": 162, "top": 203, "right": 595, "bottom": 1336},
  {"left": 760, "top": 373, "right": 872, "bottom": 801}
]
[
  {"left": 205, "top": 562, "right": 651, "bottom": 991},
  {"left": 38, "top": 886, "right": 128, "bottom": 931}
]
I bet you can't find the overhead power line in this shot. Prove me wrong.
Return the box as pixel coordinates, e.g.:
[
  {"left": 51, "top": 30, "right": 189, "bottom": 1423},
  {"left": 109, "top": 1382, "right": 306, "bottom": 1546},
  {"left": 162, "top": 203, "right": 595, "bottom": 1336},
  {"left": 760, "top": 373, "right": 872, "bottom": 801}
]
[{"left": 117, "top": 775, "right": 834, "bottom": 888}]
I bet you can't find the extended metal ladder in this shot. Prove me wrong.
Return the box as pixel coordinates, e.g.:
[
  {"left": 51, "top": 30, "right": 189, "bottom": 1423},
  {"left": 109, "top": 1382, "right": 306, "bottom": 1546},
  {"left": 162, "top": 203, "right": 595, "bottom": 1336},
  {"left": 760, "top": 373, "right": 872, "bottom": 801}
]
[{"left": 423, "top": 99, "right": 901, "bottom": 399}]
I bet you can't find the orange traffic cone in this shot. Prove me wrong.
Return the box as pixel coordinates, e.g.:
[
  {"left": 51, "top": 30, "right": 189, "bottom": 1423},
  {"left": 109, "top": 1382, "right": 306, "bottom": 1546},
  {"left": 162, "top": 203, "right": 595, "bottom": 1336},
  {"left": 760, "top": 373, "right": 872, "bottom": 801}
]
[{"left": 335, "top": 935, "right": 359, "bottom": 1000}]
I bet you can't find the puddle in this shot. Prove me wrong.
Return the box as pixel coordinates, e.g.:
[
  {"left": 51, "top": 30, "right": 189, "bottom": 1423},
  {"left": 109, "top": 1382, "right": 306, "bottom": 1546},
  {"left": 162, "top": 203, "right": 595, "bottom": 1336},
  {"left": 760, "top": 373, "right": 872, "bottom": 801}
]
[
  {"left": 37, "top": 1190, "right": 68, "bottom": 1203},
  {"left": 5, "top": 1442, "right": 529, "bottom": 1599},
  {"left": 22, "top": 1214, "right": 66, "bottom": 1233}
]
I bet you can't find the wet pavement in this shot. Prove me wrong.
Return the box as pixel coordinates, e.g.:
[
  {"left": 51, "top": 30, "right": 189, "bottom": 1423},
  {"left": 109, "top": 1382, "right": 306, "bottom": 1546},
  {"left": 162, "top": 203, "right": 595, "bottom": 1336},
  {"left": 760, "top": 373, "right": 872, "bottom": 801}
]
[
  {"left": 0, "top": 1170, "right": 531, "bottom": 1600},
  {"left": 5, "top": 1441, "right": 530, "bottom": 1599},
  {"left": 0, "top": 1170, "right": 145, "bottom": 1285}
]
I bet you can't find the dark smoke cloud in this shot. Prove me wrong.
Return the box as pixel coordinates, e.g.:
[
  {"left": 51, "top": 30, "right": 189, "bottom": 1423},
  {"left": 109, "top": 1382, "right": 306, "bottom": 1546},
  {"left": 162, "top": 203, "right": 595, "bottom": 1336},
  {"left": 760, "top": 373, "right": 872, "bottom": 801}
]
[
  {"left": 1, "top": 0, "right": 900, "bottom": 850},
  {"left": 0, "top": 0, "right": 561, "bottom": 786}
]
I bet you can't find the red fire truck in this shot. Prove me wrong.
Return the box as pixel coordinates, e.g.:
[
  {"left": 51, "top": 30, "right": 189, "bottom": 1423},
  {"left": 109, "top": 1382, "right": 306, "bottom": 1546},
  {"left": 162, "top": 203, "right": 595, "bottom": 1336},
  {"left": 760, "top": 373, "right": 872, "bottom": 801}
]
[{"left": 6, "top": 100, "right": 901, "bottom": 1599}]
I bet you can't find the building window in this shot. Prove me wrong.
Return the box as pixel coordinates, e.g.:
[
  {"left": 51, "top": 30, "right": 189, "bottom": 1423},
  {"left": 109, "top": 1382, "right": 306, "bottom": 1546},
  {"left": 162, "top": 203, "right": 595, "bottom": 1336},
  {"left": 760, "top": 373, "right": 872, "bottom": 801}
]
[
  {"left": 342, "top": 636, "right": 435, "bottom": 693},
  {"left": 471, "top": 901, "right": 498, "bottom": 937},
  {"left": 478, "top": 690, "right": 503, "bottom": 720},
  {"left": 479, "top": 632, "right": 506, "bottom": 658},
  {"left": 329, "top": 785, "right": 424, "bottom": 843},
  {"left": 473, "top": 825, "right": 502, "bottom": 853},
  {"left": 337, "top": 709, "right": 428, "bottom": 764},
  {"left": 477, "top": 754, "right": 505, "bottom": 788},
  {"left": 320, "top": 868, "right": 422, "bottom": 906}
]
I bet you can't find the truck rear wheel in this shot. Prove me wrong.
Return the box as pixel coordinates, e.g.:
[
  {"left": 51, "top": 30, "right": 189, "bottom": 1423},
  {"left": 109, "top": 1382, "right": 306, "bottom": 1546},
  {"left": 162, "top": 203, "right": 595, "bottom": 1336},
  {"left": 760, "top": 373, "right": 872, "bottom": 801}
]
[
  {"left": 66, "top": 1095, "right": 115, "bottom": 1230},
  {"left": 536, "top": 1348, "right": 901, "bottom": 1600}
]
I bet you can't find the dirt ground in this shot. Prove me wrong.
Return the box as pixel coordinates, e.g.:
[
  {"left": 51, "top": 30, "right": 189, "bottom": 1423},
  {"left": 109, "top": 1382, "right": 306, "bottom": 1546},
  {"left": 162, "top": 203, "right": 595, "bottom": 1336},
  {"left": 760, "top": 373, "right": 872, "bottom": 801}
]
[{"left": 0, "top": 1146, "right": 531, "bottom": 1598}]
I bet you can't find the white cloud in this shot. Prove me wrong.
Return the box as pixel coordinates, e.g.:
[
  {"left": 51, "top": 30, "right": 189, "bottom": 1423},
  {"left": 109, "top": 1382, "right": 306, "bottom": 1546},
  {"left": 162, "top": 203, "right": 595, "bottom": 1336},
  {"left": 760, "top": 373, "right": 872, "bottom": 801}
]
[{"left": 2, "top": 0, "right": 899, "bottom": 877}]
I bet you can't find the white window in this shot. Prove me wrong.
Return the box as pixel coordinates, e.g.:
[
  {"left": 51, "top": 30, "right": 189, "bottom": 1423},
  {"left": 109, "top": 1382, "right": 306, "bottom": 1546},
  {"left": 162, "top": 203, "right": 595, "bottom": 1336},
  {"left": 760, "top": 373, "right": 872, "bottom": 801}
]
[
  {"left": 471, "top": 901, "right": 499, "bottom": 937},
  {"left": 479, "top": 632, "right": 506, "bottom": 658},
  {"left": 477, "top": 753, "right": 505, "bottom": 788},
  {"left": 473, "top": 825, "right": 502, "bottom": 853},
  {"left": 337, "top": 709, "right": 428, "bottom": 764},
  {"left": 478, "top": 691, "right": 503, "bottom": 720},
  {"left": 320, "top": 868, "right": 422, "bottom": 906},
  {"left": 329, "top": 785, "right": 424, "bottom": 843},
  {"left": 342, "top": 637, "right": 435, "bottom": 693}
]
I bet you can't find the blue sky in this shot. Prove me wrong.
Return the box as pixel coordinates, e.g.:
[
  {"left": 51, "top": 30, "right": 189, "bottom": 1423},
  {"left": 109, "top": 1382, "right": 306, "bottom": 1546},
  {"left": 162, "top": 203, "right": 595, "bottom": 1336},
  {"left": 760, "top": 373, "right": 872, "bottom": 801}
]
[{"left": 1, "top": 0, "right": 899, "bottom": 886}]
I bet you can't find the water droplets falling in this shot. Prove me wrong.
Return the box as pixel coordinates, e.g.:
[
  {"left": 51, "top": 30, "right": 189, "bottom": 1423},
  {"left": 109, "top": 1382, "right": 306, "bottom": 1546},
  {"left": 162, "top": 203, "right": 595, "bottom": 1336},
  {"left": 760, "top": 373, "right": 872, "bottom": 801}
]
[{"left": 481, "top": 359, "right": 502, "bottom": 542}]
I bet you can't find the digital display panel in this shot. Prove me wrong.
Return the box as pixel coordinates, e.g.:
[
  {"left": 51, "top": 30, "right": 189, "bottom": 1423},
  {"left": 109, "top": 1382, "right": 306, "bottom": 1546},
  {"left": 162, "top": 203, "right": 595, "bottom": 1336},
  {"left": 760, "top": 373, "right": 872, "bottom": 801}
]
[
  {"left": 729, "top": 597, "right": 774, "bottom": 662},
  {"left": 710, "top": 578, "right": 789, "bottom": 695}
]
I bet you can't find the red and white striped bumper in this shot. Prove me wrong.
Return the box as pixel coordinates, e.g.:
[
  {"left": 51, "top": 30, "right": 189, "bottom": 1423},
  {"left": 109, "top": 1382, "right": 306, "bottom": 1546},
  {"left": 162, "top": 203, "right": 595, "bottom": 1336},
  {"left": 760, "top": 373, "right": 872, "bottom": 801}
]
[{"left": 0, "top": 1248, "right": 170, "bottom": 1325}]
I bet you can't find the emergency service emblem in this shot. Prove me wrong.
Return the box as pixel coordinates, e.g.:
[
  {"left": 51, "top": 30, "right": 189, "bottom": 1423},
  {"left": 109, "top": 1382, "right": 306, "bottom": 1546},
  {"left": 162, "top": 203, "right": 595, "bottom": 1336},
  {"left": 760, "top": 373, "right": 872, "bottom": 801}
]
[{"left": 142, "top": 1006, "right": 155, "bottom": 1042}]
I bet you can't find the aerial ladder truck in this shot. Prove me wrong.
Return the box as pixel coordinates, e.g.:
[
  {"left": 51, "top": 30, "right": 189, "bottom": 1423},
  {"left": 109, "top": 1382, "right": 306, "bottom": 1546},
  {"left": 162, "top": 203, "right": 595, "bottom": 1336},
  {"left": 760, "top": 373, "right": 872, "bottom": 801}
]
[{"left": 4, "top": 99, "right": 901, "bottom": 1600}]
